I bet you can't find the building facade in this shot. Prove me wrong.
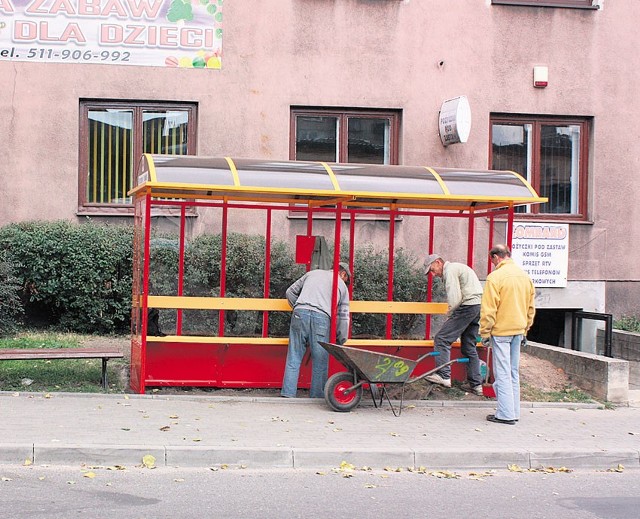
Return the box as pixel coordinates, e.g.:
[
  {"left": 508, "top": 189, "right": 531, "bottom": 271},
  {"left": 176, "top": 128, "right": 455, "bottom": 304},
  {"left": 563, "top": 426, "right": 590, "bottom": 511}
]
[{"left": 0, "top": 0, "right": 637, "bottom": 348}]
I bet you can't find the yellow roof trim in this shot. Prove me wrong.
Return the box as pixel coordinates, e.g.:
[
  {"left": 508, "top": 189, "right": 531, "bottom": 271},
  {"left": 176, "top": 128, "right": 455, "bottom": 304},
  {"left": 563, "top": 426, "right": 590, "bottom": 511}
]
[
  {"left": 425, "top": 166, "right": 450, "bottom": 196},
  {"left": 224, "top": 157, "right": 240, "bottom": 187},
  {"left": 506, "top": 170, "right": 538, "bottom": 198},
  {"left": 146, "top": 153, "right": 158, "bottom": 183},
  {"left": 320, "top": 162, "right": 341, "bottom": 191}
]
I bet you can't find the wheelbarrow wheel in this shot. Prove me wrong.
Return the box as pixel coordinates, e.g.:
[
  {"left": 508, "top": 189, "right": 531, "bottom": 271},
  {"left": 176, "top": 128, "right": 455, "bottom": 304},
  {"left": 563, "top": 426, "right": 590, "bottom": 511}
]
[{"left": 324, "top": 372, "right": 363, "bottom": 412}]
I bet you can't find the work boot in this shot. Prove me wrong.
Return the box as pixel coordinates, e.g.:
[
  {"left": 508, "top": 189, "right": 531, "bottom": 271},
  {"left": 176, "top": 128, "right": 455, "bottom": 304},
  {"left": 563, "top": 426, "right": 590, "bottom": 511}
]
[{"left": 424, "top": 373, "right": 451, "bottom": 388}]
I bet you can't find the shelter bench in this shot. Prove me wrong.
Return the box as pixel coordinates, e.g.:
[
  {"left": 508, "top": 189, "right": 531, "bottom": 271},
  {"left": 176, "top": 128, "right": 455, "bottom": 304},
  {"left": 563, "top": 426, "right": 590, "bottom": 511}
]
[
  {"left": 0, "top": 347, "right": 124, "bottom": 389},
  {"left": 144, "top": 296, "right": 469, "bottom": 348}
]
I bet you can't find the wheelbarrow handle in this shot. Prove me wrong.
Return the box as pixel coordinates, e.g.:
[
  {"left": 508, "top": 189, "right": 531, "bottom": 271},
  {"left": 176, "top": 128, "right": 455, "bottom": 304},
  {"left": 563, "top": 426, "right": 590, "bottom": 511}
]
[
  {"left": 407, "top": 357, "right": 470, "bottom": 384},
  {"left": 415, "top": 351, "right": 441, "bottom": 363}
]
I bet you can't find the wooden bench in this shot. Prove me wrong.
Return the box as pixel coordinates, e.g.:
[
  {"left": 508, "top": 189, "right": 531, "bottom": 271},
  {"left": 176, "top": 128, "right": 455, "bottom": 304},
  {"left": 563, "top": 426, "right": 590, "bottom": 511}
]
[{"left": 0, "top": 347, "right": 124, "bottom": 389}]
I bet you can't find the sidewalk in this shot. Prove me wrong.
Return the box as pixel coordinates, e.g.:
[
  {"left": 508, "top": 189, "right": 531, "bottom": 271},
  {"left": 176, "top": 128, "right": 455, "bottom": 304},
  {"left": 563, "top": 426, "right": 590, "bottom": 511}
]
[{"left": 1, "top": 391, "right": 639, "bottom": 471}]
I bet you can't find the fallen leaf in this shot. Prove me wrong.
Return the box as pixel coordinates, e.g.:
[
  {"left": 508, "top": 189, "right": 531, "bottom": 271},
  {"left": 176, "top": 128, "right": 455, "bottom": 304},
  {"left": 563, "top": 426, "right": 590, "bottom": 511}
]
[
  {"left": 159, "top": 426, "right": 171, "bottom": 432},
  {"left": 220, "top": 464, "right": 228, "bottom": 470},
  {"left": 38, "top": 476, "right": 45, "bottom": 481},
  {"left": 364, "top": 484, "right": 377, "bottom": 488},
  {"left": 192, "top": 438, "right": 202, "bottom": 442},
  {"left": 1, "top": 477, "right": 12, "bottom": 482},
  {"left": 389, "top": 432, "right": 399, "bottom": 437},
  {"left": 83, "top": 472, "right": 97, "bottom": 479},
  {"left": 173, "top": 478, "right": 185, "bottom": 482},
  {"left": 607, "top": 464, "right": 624, "bottom": 473},
  {"left": 44, "top": 393, "right": 52, "bottom": 399},
  {"left": 142, "top": 455, "right": 156, "bottom": 469},
  {"left": 431, "top": 470, "right": 460, "bottom": 479},
  {"left": 23, "top": 459, "right": 33, "bottom": 466},
  {"left": 340, "top": 461, "right": 356, "bottom": 471},
  {"left": 169, "top": 415, "right": 179, "bottom": 419},
  {"left": 315, "top": 471, "right": 326, "bottom": 475},
  {"left": 124, "top": 395, "right": 130, "bottom": 400},
  {"left": 508, "top": 464, "right": 524, "bottom": 472},
  {"left": 67, "top": 481, "right": 76, "bottom": 485},
  {"left": 332, "top": 428, "right": 342, "bottom": 432},
  {"left": 121, "top": 428, "right": 130, "bottom": 431}
]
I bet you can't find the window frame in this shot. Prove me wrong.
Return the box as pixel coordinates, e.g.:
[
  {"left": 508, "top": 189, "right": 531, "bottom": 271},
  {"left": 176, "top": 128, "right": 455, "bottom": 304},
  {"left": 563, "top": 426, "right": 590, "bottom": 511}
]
[
  {"left": 78, "top": 100, "right": 198, "bottom": 216},
  {"left": 289, "top": 107, "right": 400, "bottom": 165},
  {"left": 489, "top": 114, "right": 590, "bottom": 222},
  {"left": 491, "top": 0, "right": 599, "bottom": 9}
]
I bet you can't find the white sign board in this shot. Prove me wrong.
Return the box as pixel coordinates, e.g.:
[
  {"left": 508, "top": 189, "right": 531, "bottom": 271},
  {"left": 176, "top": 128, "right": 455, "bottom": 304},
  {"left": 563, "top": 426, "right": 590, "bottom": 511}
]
[
  {"left": 0, "top": 0, "right": 223, "bottom": 68},
  {"left": 511, "top": 223, "right": 569, "bottom": 288},
  {"left": 438, "top": 95, "right": 471, "bottom": 146}
]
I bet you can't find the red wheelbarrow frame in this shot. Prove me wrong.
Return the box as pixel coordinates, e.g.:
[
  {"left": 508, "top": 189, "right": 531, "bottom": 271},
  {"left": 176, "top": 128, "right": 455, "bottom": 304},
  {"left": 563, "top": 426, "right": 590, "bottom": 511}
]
[{"left": 320, "top": 342, "right": 470, "bottom": 416}]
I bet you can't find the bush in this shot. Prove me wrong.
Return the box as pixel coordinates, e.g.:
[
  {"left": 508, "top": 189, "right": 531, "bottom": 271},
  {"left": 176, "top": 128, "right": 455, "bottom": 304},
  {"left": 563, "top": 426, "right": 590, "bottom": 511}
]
[
  {"left": 0, "top": 221, "right": 442, "bottom": 339},
  {"left": 350, "top": 245, "right": 445, "bottom": 339},
  {"left": 614, "top": 316, "right": 640, "bottom": 333},
  {"left": 0, "top": 221, "right": 133, "bottom": 334},
  {"left": 0, "top": 250, "right": 24, "bottom": 336},
  {"left": 150, "top": 233, "right": 304, "bottom": 336}
]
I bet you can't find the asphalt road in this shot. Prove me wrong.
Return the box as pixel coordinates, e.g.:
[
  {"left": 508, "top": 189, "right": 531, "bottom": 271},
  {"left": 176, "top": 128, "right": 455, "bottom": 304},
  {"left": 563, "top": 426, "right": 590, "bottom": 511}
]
[{"left": 0, "top": 465, "right": 638, "bottom": 519}]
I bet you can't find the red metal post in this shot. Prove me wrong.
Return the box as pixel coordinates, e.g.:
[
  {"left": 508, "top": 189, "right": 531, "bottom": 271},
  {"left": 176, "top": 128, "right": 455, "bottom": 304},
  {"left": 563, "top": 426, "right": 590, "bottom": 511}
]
[
  {"left": 467, "top": 207, "right": 475, "bottom": 268},
  {"left": 425, "top": 215, "right": 435, "bottom": 339},
  {"left": 487, "top": 212, "right": 495, "bottom": 275},
  {"left": 329, "top": 203, "right": 343, "bottom": 342},
  {"left": 262, "top": 209, "right": 272, "bottom": 337},
  {"left": 348, "top": 213, "right": 356, "bottom": 338},
  {"left": 305, "top": 206, "right": 314, "bottom": 272},
  {"left": 218, "top": 205, "right": 228, "bottom": 336},
  {"left": 140, "top": 191, "right": 153, "bottom": 393},
  {"left": 386, "top": 209, "right": 396, "bottom": 340},
  {"left": 507, "top": 204, "right": 514, "bottom": 250},
  {"left": 177, "top": 205, "right": 186, "bottom": 335}
]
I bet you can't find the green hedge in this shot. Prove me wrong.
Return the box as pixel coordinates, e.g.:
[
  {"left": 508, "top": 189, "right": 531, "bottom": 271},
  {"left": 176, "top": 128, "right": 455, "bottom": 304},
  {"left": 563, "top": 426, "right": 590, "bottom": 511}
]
[
  {"left": 0, "top": 221, "right": 133, "bottom": 334},
  {"left": 0, "top": 221, "right": 444, "bottom": 338},
  {"left": 0, "top": 250, "right": 24, "bottom": 336}
]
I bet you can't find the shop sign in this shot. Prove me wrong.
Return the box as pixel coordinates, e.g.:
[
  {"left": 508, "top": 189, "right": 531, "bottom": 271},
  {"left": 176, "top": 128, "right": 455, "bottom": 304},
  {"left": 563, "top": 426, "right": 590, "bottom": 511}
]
[
  {"left": 511, "top": 222, "right": 569, "bottom": 288},
  {"left": 0, "top": 0, "right": 222, "bottom": 68}
]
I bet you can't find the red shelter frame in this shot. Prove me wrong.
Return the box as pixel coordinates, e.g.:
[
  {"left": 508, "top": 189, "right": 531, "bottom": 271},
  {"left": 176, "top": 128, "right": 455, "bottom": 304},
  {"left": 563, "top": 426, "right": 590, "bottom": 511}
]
[{"left": 128, "top": 155, "right": 544, "bottom": 393}]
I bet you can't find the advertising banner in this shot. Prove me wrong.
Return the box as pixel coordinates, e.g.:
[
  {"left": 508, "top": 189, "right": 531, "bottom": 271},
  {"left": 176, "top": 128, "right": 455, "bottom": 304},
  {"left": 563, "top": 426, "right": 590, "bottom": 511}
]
[
  {"left": 0, "top": 0, "right": 222, "bottom": 68},
  {"left": 511, "top": 222, "right": 569, "bottom": 288}
]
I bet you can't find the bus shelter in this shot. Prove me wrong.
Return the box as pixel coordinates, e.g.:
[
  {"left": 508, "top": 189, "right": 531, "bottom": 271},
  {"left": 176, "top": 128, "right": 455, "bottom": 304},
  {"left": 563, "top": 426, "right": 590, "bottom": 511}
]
[{"left": 128, "top": 155, "right": 545, "bottom": 394}]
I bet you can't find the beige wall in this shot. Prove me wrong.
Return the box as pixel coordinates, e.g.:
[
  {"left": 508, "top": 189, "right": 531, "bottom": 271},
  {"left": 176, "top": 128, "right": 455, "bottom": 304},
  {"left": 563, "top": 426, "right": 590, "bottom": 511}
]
[{"left": 1, "top": 0, "right": 638, "bottom": 316}]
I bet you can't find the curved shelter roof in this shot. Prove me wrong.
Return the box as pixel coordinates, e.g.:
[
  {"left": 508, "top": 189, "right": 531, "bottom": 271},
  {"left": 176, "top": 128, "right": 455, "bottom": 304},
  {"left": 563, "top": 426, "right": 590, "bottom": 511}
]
[{"left": 130, "top": 154, "right": 546, "bottom": 211}]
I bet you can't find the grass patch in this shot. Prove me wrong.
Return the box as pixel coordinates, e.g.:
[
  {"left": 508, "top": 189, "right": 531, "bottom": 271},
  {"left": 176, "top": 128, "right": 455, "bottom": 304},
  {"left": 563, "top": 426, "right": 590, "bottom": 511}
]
[
  {"left": 520, "top": 382, "right": 595, "bottom": 403},
  {"left": 0, "top": 332, "right": 127, "bottom": 393}
]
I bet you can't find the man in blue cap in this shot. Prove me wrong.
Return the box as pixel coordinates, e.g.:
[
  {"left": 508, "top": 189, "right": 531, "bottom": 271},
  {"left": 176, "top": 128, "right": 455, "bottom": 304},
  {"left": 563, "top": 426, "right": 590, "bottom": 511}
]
[{"left": 281, "top": 262, "right": 351, "bottom": 398}]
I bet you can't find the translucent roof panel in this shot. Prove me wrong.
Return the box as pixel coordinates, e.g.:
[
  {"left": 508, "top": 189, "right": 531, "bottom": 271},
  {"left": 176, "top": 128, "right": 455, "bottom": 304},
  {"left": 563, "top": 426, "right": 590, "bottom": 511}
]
[
  {"left": 332, "top": 164, "right": 446, "bottom": 195},
  {"left": 152, "top": 156, "right": 235, "bottom": 186},
  {"left": 131, "top": 154, "right": 546, "bottom": 210},
  {"left": 233, "top": 159, "right": 335, "bottom": 191},
  {"left": 433, "top": 168, "right": 534, "bottom": 198}
]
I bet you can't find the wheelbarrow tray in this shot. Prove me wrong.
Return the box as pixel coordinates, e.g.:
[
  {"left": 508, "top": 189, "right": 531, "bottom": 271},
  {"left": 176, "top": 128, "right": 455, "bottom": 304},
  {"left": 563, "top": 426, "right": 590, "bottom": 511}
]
[{"left": 320, "top": 342, "right": 418, "bottom": 384}]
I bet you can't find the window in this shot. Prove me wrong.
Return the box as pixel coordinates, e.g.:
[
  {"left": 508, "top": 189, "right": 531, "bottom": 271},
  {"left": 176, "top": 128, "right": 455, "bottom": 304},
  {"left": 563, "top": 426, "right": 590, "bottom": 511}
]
[
  {"left": 79, "top": 101, "right": 197, "bottom": 214},
  {"left": 290, "top": 108, "right": 400, "bottom": 165},
  {"left": 490, "top": 115, "right": 590, "bottom": 220},
  {"left": 491, "top": 0, "right": 599, "bottom": 8}
]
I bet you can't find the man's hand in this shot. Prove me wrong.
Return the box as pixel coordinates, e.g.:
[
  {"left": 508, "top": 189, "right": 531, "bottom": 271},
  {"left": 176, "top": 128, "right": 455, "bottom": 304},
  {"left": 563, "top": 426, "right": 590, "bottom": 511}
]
[
  {"left": 521, "top": 336, "right": 528, "bottom": 348},
  {"left": 481, "top": 337, "right": 491, "bottom": 348}
]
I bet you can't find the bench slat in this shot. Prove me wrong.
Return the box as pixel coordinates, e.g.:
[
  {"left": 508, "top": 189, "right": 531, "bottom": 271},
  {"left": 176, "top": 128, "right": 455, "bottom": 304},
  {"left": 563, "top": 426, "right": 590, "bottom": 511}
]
[{"left": 0, "top": 348, "right": 124, "bottom": 361}]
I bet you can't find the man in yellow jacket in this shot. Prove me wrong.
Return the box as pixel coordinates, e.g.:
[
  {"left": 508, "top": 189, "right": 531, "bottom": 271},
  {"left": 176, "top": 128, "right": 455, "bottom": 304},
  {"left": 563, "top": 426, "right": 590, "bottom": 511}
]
[{"left": 480, "top": 244, "right": 535, "bottom": 425}]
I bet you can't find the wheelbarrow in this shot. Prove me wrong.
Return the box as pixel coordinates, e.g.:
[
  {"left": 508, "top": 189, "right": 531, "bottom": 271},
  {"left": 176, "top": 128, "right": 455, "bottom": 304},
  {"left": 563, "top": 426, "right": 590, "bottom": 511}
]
[{"left": 319, "top": 342, "right": 469, "bottom": 416}]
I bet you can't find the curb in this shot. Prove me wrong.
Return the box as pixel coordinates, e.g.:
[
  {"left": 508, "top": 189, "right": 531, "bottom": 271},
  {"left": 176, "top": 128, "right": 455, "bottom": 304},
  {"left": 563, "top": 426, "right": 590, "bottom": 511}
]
[
  {"left": 0, "top": 391, "right": 605, "bottom": 409},
  {"left": 3, "top": 443, "right": 637, "bottom": 471}
]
